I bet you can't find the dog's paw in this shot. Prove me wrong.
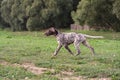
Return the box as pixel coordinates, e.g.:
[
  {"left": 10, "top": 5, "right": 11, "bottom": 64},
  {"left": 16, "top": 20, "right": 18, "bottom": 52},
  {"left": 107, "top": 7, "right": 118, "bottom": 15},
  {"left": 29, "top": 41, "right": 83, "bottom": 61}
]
[
  {"left": 51, "top": 56, "right": 56, "bottom": 59},
  {"left": 75, "top": 53, "right": 81, "bottom": 56}
]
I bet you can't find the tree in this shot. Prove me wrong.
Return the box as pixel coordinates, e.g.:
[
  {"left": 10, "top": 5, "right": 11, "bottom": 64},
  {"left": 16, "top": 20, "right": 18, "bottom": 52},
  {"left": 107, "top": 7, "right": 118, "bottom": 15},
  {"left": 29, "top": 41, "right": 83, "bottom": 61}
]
[
  {"left": 26, "top": 0, "right": 73, "bottom": 31},
  {"left": 0, "top": 0, "right": 2, "bottom": 23},
  {"left": 72, "top": 0, "right": 93, "bottom": 25},
  {"left": 113, "top": 0, "right": 120, "bottom": 31},
  {"left": 0, "top": 0, "right": 73, "bottom": 31},
  {"left": 72, "top": 0, "right": 81, "bottom": 11},
  {"left": 113, "top": 0, "right": 120, "bottom": 19},
  {"left": 26, "top": 0, "right": 59, "bottom": 31},
  {"left": 72, "top": 0, "right": 120, "bottom": 31},
  {"left": 0, "top": 0, "right": 9, "bottom": 28}
]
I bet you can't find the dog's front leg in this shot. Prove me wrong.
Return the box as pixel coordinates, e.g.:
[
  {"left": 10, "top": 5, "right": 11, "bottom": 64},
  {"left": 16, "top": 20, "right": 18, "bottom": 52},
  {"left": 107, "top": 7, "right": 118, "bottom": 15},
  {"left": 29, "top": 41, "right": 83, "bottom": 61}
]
[
  {"left": 53, "top": 44, "right": 62, "bottom": 56},
  {"left": 64, "top": 45, "right": 74, "bottom": 55}
]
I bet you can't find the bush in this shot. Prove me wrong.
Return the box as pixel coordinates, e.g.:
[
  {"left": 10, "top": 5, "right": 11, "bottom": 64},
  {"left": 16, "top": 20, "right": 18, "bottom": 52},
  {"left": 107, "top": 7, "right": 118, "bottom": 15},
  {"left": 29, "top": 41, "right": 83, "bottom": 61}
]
[
  {"left": 71, "top": 0, "right": 120, "bottom": 31},
  {"left": 0, "top": 0, "right": 73, "bottom": 31}
]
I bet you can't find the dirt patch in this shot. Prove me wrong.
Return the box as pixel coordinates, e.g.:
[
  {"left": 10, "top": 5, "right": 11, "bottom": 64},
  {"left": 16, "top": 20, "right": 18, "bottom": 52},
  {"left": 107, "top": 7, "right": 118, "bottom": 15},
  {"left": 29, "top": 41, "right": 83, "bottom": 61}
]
[
  {"left": 0, "top": 61, "right": 54, "bottom": 75},
  {"left": 0, "top": 61, "right": 111, "bottom": 80},
  {"left": 22, "top": 63, "right": 47, "bottom": 75},
  {"left": 56, "top": 71, "right": 111, "bottom": 80}
]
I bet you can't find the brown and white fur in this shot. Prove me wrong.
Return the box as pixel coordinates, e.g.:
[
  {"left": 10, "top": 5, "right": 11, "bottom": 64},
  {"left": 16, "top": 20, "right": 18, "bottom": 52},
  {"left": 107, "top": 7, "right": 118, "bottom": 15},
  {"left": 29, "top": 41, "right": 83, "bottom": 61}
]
[{"left": 44, "top": 27, "right": 103, "bottom": 56}]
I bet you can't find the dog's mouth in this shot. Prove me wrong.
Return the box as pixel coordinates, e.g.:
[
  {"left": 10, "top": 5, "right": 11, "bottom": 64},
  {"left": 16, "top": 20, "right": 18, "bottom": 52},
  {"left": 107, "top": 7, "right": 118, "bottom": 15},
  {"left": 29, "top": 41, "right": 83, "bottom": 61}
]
[{"left": 44, "top": 33, "right": 49, "bottom": 36}]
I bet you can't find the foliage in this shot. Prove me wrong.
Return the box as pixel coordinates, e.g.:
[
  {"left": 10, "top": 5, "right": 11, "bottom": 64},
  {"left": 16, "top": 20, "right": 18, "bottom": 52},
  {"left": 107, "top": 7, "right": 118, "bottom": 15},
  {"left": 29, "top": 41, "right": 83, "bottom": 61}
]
[
  {"left": 1, "top": 0, "right": 14, "bottom": 30},
  {"left": 113, "top": 0, "right": 120, "bottom": 31},
  {"left": 72, "top": 0, "right": 120, "bottom": 31},
  {"left": 0, "top": 0, "right": 73, "bottom": 31},
  {"left": 0, "top": 0, "right": 120, "bottom": 31},
  {"left": 113, "top": 0, "right": 120, "bottom": 19},
  {"left": 0, "top": 0, "right": 8, "bottom": 28},
  {"left": 72, "top": 0, "right": 80, "bottom": 11}
]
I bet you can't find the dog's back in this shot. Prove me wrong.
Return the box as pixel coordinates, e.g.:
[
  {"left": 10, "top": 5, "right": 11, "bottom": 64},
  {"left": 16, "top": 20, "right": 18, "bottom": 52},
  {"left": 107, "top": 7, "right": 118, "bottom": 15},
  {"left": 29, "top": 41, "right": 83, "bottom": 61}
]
[
  {"left": 56, "top": 32, "right": 86, "bottom": 45},
  {"left": 56, "top": 32, "right": 75, "bottom": 45}
]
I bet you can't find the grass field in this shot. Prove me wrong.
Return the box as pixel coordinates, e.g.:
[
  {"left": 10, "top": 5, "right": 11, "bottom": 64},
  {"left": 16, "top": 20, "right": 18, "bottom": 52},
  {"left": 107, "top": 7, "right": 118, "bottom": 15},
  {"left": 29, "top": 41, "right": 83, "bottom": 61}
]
[{"left": 0, "top": 29, "right": 120, "bottom": 80}]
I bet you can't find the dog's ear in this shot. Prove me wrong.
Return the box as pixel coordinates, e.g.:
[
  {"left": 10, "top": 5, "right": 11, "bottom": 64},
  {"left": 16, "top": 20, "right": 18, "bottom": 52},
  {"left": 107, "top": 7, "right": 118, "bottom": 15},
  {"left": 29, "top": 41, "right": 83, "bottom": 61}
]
[
  {"left": 50, "top": 27, "right": 58, "bottom": 35},
  {"left": 50, "top": 27, "right": 56, "bottom": 32},
  {"left": 54, "top": 28, "right": 58, "bottom": 35},
  {"left": 50, "top": 27, "right": 56, "bottom": 31}
]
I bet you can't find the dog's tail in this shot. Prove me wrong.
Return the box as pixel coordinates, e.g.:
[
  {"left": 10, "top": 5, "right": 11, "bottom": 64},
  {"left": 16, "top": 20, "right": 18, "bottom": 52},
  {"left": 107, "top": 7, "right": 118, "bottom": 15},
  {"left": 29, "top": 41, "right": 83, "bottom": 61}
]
[{"left": 83, "top": 34, "right": 104, "bottom": 38}]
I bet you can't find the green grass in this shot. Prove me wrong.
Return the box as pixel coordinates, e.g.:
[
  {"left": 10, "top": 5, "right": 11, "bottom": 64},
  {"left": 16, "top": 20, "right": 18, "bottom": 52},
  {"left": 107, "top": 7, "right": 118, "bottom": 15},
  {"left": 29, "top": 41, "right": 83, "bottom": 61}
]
[
  {"left": 0, "top": 65, "right": 36, "bottom": 80},
  {"left": 0, "top": 30, "right": 120, "bottom": 80}
]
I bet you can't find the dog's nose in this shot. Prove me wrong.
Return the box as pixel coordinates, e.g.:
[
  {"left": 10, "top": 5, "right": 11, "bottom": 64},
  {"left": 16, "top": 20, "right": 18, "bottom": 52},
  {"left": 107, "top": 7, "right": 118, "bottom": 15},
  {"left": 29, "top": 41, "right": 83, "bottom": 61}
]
[
  {"left": 44, "top": 33, "right": 46, "bottom": 35},
  {"left": 44, "top": 33, "right": 48, "bottom": 36}
]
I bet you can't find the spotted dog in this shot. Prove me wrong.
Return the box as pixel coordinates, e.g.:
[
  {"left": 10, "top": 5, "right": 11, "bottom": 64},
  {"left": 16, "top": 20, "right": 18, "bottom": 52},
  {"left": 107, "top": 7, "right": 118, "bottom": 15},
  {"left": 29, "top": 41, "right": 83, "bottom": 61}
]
[{"left": 44, "top": 27, "right": 103, "bottom": 56}]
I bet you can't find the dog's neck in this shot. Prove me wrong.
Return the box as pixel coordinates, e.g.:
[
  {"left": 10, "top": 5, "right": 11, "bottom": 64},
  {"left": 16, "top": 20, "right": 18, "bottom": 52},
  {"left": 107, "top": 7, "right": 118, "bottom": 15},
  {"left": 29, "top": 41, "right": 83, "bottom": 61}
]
[{"left": 54, "top": 29, "right": 60, "bottom": 37}]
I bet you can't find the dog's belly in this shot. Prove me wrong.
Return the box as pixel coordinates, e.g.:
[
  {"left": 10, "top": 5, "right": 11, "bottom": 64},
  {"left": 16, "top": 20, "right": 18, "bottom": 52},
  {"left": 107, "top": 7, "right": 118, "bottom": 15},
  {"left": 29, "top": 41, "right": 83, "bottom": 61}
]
[{"left": 57, "top": 39, "right": 74, "bottom": 45}]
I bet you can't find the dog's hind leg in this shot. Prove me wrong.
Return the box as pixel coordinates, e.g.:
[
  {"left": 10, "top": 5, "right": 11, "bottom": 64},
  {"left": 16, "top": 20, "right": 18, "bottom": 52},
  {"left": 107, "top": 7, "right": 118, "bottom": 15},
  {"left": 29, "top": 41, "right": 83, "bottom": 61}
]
[
  {"left": 74, "top": 41, "right": 81, "bottom": 56},
  {"left": 82, "top": 40, "right": 95, "bottom": 55}
]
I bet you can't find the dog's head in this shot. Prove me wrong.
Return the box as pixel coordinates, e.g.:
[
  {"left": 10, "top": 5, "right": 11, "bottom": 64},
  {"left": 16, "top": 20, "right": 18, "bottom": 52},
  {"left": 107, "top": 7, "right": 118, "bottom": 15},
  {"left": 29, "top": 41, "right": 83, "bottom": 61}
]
[{"left": 44, "top": 27, "right": 58, "bottom": 36}]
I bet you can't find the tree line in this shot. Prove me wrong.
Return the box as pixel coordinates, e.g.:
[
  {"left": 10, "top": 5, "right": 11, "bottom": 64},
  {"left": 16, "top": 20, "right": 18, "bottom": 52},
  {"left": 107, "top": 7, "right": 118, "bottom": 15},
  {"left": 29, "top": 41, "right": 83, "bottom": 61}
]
[{"left": 0, "top": 0, "right": 120, "bottom": 31}]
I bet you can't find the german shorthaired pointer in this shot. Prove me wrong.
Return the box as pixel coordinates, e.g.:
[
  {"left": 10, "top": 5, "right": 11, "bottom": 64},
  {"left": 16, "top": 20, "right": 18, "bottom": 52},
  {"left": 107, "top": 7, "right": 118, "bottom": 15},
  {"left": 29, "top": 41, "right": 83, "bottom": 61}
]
[{"left": 44, "top": 27, "right": 103, "bottom": 56}]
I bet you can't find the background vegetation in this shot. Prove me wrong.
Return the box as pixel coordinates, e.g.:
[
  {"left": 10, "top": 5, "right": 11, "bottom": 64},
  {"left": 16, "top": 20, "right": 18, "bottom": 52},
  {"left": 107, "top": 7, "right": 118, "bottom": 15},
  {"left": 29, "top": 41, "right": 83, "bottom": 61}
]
[{"left": 0, "top": 0, "right": 120, "bottom": 31}]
